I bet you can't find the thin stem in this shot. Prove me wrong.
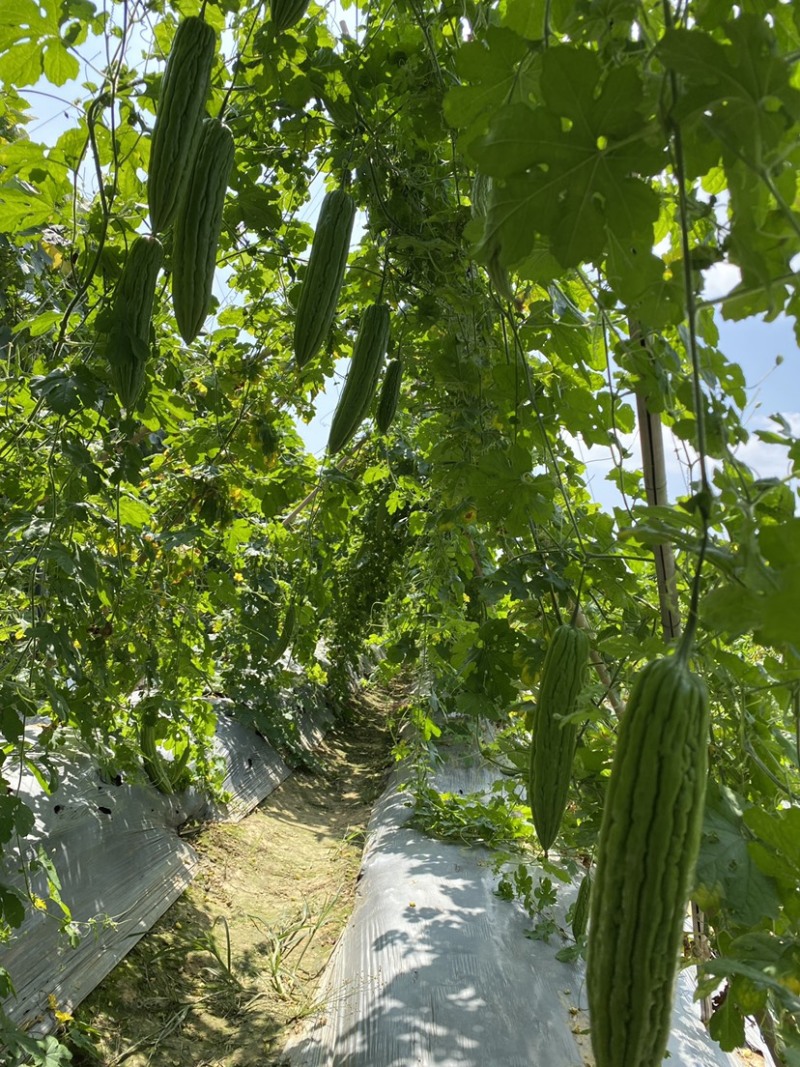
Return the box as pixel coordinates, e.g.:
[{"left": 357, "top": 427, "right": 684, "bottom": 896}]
[
  {"left": 664, "top": 0, "right": 712, "bottom": 665},
  {"left": 677, "top": 526, "right": 708, "bottom": 664},
  {"left": 671, "top": 115, "right": 710, "bottom": 500},
  {"left": 220, "top": 0, "right": 266, "bottom": 117}
]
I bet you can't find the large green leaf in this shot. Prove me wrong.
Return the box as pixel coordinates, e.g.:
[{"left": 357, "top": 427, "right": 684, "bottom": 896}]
[
  {"left": 471, "top": 47, "right": 663, "bottom": 277},
  {"left": 693, "top": 783, "right": 781, "bottom": 926}
]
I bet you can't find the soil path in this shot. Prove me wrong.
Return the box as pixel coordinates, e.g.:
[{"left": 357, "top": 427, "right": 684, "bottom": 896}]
[{"left": 70, "top": 686, "right": 396, "bottom": 1067}]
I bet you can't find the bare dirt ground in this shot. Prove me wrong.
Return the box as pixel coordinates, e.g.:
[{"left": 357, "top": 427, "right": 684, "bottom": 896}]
[{"left": 68, "top": 685, "right": 397, "bottom": 1067}]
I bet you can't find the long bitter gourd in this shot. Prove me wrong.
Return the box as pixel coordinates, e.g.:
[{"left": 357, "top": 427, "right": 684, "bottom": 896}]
[
  {"left": 148, "top": 16, "right": 216, "bottom": 234},
  {"left": 328, "top": 303, "right": 390, "bottom": 455},
  {"left": 271, "top": 0, "right": 311, "bottom": 32},
  {"left": 106, "top": 235, "right": 164, "bottom": 409},
  {"left": 586, "top": 653, "right": 709, "bottom": 1067},
  {"left": 376, "top": 357, "right": 403, "bottom": 434},
  {"left": 294, "top": 189, "right": 355, "bottom": 367},
  {"left": 527, "top": 623, "right": 589, "bottom": 852},
  {"left": 171, "top": 118, "right": 235, "bottom": 343}
]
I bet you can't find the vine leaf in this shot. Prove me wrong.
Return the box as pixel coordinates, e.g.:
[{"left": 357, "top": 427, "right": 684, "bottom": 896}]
[
  {"left": 0, "top": 0, "right": 79, "bottom": 86},
  {"left": 694, "top": 783, "right": 781, "bottom": 928},
  {"left": 606, "top": 229, "right": 684, "bottom": 328},
  {"left": 659, "top": 17, "right": 800, "bottom": 165},
  {"left": 0, "top": 795, "right": 34, "bottom": 848},
  {"left": 448, "top": 444, "right": 554, "bottom": 536},
  {"left": 443, "top": 27, "right": 529, "bottom": 133},
  {"left": 703, "top": 933, "right": 800, "bottom": 1016},
  {"left": 0, "top": 882, "right": 26, "bottom": 928},
  {"left": 701, "top": 519, "right": 800, "bottom": 649},
  {"left": 500, "top": 0, "right": 548, "bottom": 41},
  {"left": 744, "top": 807, "right": 800, "bottom": 892},
  {"left": 470, "top": 47, "right": 664, "bottom": 287},
  {"left": 31, "top": 367, "right": 99, "bottom": 415},
  {"left": 659, "top": 16, "right": 800, "bottom": 318},
  {"left": 708, "top": 995, "right": 745, "bottom": 1053},
  {"left": 0, "top": 180, "right": 60, "bottom": 230}
]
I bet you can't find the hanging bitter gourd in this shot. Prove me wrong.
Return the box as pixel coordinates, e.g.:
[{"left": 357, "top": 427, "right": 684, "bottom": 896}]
[
  {"left": 267, "top": 601, "right": 296, "bottom": 664},
  {"left": 470, "top": 171, "right": 492, "bottom": 219},
  {"left": 140, "top": 721, "right": 191, "bottom": 794},
  {"left": 571, "top": 869, "right": 592, "bottom": 940},
  {"left": 328, "top": 303, "right": 390, "bottom": 455},
  {"left": 376, "top": 358, "right": 403, "bottom": 434},
  {"left": 271, "top": 0, "right": 311, "bottom": 32},
  {"left": 294, "top": 189, "right": 356, "bottom": 367},
  {"left": 105, "top": 235, "right": 164, "bottom": 409},
  {"left": 171, "top": 118, "right": 235, "bottom": 344},
  {"left": 148, "top": 16, "right": 216, "bottom": 234},
  {"left": 527, "top": 623, "right": 589, "bottom": 852},
  {"left": 586, "top": 653, "right": 709, "bottom": 1067},
  {"left": 140, "top": 721, "right": 174, "bottom": 795}
]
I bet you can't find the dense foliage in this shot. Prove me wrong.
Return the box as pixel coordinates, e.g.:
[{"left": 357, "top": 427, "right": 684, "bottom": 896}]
[{"left": 1, "top": 0, "right": 799, "bottom": 1062}]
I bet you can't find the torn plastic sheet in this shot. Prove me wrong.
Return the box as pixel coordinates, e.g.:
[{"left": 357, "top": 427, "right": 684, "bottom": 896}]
[
  {"left": 0, "top": 686, "right": 332, "bottom": 1035},
  {"left": 285, "top": 739, "right": 747, "bottom": 1067}
]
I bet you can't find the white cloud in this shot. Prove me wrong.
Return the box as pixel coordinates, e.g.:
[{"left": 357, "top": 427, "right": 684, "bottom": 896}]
[
  {"left": 731, "top": 412, "right": 800, "bottom": 483},
  {"left": 701, "top": 261, "right": 742, "bottom": 302}
]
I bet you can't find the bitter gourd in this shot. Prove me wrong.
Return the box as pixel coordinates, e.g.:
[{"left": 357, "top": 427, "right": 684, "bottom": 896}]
[
  {"left": 140, "top": 721, "right": 174, "bottom": 795},
  {"left": 571, "top": 869, "right": 592, "bottom": 940},
  {"left": 268, "top": 601, "right": 296, "bottom": 664},
  {"left": 106, "top": 235, "right": 164, "bottom": 409},
  {"left": 294, "top": 189, "right": 355, "bottom": 367},
  {"left": 148, "top": 16, "right": 216, "bottom": 234},
  {"left": 586, "top": 653, "right": 709, "bottom": 1067},
  {"left": 171, "top": 118, "right": 235, "bottom": 343},
  {"left": 271, "top": 0, "right": 311, "bottom": 32},
  {"left": 527, "top": 623, "right": 589, "bottom": 852},
  {"left": 376, "top": 358, "right": 402, "bottom": 434},
  {"left": 328, "top": 303, "right": 390, "bottom": 455}
]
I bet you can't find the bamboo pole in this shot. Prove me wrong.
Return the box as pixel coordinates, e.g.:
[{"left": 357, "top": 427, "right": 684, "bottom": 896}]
[{"left": 632, "top": 360, "right": 681, "bottom": 639}]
